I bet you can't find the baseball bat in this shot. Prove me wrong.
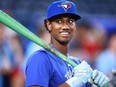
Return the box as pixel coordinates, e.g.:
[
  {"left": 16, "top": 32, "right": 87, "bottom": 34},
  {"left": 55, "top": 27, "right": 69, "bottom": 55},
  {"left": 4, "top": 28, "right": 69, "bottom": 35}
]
[
  {"left": 0, "top": 10, "right": 77, "bottom": 66},
  {"left": 0, "top": 10, "right": 108, "bottom": 87}
]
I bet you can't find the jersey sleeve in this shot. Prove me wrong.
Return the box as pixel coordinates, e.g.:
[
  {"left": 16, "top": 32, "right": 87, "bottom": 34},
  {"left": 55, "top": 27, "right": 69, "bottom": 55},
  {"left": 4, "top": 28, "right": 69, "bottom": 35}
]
[{"left": 25, "top": 50, "right": 51, "bottom": 87}]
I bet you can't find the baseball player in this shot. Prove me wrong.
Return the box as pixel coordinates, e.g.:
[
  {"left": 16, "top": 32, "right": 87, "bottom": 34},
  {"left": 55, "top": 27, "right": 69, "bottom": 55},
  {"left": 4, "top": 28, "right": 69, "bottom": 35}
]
[{"left": 25, "top": 0, "right": 109, "bottom": 87}]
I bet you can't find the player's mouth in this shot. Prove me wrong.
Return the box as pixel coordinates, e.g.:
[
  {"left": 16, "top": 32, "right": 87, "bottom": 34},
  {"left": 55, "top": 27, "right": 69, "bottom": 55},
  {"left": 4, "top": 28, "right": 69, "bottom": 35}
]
[{"left": 60, "top": 31, "right": 70, "bottom": 38}]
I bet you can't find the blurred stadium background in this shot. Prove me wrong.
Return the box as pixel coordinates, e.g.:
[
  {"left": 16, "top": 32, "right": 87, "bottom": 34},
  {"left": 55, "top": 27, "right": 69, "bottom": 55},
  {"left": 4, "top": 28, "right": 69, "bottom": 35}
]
[{"left": 0, "top": 0, "right": 116, "bottom": 87}]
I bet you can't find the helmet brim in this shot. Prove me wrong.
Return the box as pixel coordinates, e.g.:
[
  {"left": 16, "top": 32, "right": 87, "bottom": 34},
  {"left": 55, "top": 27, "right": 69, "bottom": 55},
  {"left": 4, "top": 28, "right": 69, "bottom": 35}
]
[{"left": 47, "top": 13, "right": 81, "bottom": 21}]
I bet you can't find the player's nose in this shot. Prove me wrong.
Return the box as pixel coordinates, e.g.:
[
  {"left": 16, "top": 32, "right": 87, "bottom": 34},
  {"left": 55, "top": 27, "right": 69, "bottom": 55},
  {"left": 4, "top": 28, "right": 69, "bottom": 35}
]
[{"left": 61, "top": 23, "right": 69, "bottom": 30}]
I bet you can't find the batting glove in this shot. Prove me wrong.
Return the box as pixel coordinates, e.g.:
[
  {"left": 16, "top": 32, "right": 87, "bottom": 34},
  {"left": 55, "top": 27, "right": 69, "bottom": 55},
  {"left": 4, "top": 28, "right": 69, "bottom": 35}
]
[
  {"left": 92, "top": 70, "right": 109, "bottom": 87},
  {"left": 66, "top": 61, "right": 93, "bottom": 87}
]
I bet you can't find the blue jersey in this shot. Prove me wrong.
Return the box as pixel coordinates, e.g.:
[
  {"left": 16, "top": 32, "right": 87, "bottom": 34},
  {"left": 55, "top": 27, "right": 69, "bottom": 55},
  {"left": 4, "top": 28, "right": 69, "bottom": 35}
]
[{"left": 25, "top": 49, "right": 92, "bottom": 87}]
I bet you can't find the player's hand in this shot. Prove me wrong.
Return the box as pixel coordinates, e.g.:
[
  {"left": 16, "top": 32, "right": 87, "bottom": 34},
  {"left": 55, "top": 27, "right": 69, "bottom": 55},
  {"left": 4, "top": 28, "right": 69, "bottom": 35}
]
[
  {"left": 66, "top": 61, "right": 93, "bottom": 87},
  {"left": 92, "top": 70, "right": 109, "bottom": 87},
  {"left": 74, "top": 61, "right": 93, "bottom": 83}
]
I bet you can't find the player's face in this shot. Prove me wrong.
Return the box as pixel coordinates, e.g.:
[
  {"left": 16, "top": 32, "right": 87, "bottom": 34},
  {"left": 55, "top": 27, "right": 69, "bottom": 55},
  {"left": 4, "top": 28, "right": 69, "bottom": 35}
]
[{"left": 47, "top": 16, "right": 76, "bottom": 45}]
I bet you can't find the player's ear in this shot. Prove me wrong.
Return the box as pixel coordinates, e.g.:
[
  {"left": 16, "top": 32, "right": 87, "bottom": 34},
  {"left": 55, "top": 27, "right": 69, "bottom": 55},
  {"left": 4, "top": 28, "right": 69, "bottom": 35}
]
[
  {"left": 74, "top": 26, "right": 76, "bottom": 31},
  {"left": 44, "top": 19, "right": 52, "bottom": 32}
]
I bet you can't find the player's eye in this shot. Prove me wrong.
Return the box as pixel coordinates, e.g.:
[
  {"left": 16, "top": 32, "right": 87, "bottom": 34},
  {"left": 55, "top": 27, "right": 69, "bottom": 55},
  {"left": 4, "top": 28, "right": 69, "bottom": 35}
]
[
  {"left": 68, "top": 19, "right": 75, "bottom": 24},
  {"left": 54, "top": 19, "right": 62, "bottom": 23}
]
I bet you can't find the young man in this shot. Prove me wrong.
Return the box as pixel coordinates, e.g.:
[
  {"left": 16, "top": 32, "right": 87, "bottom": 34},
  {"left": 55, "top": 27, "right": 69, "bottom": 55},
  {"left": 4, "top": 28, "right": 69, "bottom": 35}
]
[{"left": 25, "top": 0, "right": 109, "bottom": 87}]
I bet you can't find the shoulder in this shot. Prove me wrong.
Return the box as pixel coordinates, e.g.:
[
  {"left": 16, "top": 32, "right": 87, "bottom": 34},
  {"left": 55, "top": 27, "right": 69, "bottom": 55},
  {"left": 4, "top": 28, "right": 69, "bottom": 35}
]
[
  {"left": 68, "top": 55, "right": 81, "bottom": 65},
  {"left": 26, "top": 49, "right": 50, "bottom": 66}
]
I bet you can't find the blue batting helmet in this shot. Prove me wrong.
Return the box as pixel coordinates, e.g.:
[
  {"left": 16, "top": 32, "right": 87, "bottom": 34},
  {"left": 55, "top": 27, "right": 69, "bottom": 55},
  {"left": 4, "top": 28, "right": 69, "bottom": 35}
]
[{"left": 47, "top": 0, "right": 81, "bottom": 20}]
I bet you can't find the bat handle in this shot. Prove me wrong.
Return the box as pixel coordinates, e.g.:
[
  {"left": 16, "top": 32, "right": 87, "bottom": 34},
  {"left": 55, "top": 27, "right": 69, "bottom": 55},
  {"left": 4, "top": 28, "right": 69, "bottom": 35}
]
[
  {"left": 88, "top": 77, "right": 109, "bottom": 87},
  {"left": 88, "top": 78, "right": 98, "bottom": 87}
]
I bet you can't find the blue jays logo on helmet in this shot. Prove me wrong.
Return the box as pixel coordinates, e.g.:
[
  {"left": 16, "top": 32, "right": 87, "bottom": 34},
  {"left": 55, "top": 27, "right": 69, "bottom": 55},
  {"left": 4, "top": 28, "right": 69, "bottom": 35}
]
[{"left": 58, "top": 1, "right": 71, "bottom": 11}]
